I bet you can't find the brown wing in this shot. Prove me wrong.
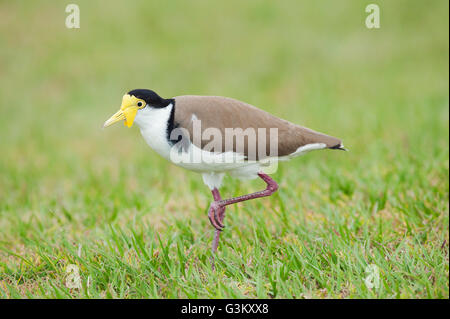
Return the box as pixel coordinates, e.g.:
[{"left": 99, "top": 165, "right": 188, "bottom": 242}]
[{"left": 172, "top": 95, "right": 342, "bottom": 160}]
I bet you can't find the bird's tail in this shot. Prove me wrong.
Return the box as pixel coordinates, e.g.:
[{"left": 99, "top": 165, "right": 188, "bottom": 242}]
[{"left": 328, "top": 143, "right": 348, "bottom": 151}]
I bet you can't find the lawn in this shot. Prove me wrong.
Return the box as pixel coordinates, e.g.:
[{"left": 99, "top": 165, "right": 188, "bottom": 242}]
[{"left": 0, "top": 0, "right": 448, "bottom": 298}]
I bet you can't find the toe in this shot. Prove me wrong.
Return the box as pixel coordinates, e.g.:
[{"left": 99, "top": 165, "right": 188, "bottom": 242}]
[
  {"left": 212, "top": 203, "right": 225, "bottom": 228},
  {"left": 208, "top": 205, "right": 223, "bottom": 231}
]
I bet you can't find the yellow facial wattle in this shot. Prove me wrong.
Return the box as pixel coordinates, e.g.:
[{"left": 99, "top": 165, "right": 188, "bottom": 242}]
[{"left": 103, "top": 94, "right": 145, "bottom": 128}]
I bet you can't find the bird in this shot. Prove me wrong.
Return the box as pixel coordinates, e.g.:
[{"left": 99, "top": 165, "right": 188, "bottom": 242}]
[{"left": 103, "top": 89, "right": 345, "bottom": 267}]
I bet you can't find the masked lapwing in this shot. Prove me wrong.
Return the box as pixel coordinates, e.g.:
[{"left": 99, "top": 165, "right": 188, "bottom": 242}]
[{"left": 104, "top": 89, "right": 346, "bottom": 265}]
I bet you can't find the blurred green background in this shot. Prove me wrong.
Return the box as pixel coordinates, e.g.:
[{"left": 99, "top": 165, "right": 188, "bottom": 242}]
[{"left": 0, "top": 0, "right": 448, "bottom": 298}]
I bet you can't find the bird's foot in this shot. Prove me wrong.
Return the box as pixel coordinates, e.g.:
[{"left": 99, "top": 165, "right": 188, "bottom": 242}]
[{"left": 208, "top": 201, "right": 225, "bottom": 231}]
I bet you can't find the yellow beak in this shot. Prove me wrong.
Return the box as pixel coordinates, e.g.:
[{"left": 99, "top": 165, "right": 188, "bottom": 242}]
[
  {"left": 103, "top": 94, "right": 140, "bottom": 128},
  {"left": 103, "top": 109, "right": 125, "bottom": 128}
]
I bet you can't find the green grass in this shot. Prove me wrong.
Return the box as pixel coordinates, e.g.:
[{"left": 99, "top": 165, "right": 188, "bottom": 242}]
[{"left": 0, "top": 0, "right": 448, "bottom": 298}]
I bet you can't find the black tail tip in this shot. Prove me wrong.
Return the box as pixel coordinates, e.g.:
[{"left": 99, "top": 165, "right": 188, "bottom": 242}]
[{"left": 329, "top": 143, "right": 348, "bottom": 151}]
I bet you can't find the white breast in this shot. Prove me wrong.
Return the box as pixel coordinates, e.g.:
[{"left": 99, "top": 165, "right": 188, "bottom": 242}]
[{"left": 134, "top": 104, "right": 173, "bottom": 160}]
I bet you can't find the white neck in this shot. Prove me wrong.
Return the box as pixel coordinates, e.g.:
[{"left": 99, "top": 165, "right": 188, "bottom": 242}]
[{"left": 134, "top": 104, "right": 173, "bottom": 160}]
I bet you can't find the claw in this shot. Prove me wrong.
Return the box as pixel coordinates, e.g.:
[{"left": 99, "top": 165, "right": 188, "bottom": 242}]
[
  {"left": 208, "top": 204, "right": 224, "bottom": 231},
  {"left": 213, "top": 206, "right": 225, "bottom": 229},
  {"left": 210, "top": 202, "right": 225, "bottom": 229}
]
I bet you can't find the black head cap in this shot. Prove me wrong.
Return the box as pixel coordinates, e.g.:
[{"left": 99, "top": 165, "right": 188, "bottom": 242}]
[{"left": 127, "top": 89, "right": 173, "bottom": 108}]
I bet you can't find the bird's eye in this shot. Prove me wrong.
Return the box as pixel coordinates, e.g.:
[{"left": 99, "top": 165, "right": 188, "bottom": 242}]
[{"left": 137, "top": 101, "right": 144, "bottom": 108}]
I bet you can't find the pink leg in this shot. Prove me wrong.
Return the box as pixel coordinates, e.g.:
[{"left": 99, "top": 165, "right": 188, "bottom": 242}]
[
  {"left": 210, "top": 188, "right": 226, "bottom": 270},
  {"left": 208, "top": 172, "right": 279, "bottom": 233},
  {"left": 208, "top": 173, "right": 278, "bottom": 270},
  {"left": 210, "top": 188, "right": 226, "bottom": 255}
]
